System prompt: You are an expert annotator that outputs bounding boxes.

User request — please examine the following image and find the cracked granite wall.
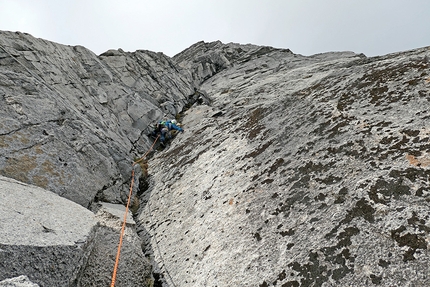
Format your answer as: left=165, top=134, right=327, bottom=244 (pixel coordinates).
left=0, top=31, right=195, bottom=208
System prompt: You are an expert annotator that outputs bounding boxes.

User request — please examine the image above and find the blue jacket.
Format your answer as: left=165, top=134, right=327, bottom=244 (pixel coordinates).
left=165, top=121, right=184, bottom=132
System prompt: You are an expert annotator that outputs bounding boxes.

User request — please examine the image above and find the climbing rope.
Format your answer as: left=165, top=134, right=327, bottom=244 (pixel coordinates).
left=133, top=133, right=178, bottom=287
left=110, top=135, right=159, bottom=287
left=0, top=42, right=174, bottom=286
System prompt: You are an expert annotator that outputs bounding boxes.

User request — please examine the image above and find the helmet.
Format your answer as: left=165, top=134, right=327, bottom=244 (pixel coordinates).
left=171, top=119, right=177, bottom=125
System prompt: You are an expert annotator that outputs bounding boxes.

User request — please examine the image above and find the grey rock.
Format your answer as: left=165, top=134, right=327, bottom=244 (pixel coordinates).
left=0, top=175, right=97, bottom=286
left=139, top=43, right=430, bottom=286
left=78, top=203, right=152, bottom=287
left=98, top=202, right=136, bottom=225
left=2, top=29, right=430, bottom=286
left=0, top=276, right=39, bottom=287
left=0, top=175, right=151, bottom=286
left=0, top=31, right=195, bottom=208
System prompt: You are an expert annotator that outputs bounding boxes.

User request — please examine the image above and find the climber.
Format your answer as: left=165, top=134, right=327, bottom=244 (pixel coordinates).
left=148, top=119, right=184, bottom=146
left=159, top=119, right=184, bottom=146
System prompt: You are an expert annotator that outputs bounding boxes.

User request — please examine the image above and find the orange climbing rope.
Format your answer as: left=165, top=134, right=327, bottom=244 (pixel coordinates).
left=110, top=135, right=159, bottom=287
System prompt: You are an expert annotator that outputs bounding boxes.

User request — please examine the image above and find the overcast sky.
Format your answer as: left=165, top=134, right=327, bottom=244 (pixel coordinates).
left=1, top=0, right=429, bottom=57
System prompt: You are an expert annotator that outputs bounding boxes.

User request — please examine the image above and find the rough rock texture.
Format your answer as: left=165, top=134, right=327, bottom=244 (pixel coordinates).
left=139, top=43, right=430, bottom=286
left=78, top=202, right=152, bottom=287
left=0, top=31, right=195, bottom=208
left=2, top=30, right=430, bottom=286
left=0, top=175, right=97, bottom=286
left=0, top=175, right=151, bottom=286
left=0, top=276, right=39, bottom=287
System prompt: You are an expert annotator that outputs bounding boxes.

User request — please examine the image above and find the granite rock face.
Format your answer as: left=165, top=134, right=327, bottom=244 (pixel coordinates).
left=1, top=30, right=430, bottom=286
left=139, top=43, right=430, bottom=286
left=0, top=31, right=195, bottom=208
left=0, top=30, right=185, bottom=286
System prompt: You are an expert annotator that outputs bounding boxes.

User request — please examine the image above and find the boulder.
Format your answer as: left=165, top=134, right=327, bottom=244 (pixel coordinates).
left=0, top=175, right=152, bottom=286
left=0, top=175, right=97, bottom=286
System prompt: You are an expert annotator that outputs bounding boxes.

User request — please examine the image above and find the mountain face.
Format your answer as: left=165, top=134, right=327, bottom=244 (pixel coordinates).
left=1, top=31, right=430, bottom=286
left=139, top=44, right=430, bottom=286
left=0, top=31, right=195, bottom=208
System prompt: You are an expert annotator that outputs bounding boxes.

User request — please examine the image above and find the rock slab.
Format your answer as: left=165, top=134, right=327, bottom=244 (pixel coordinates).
left=0, top=175, right=96, bottom=286
left=139, top=43, right=430, bottom=286
left=1, top=30, right=430, bottom=286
